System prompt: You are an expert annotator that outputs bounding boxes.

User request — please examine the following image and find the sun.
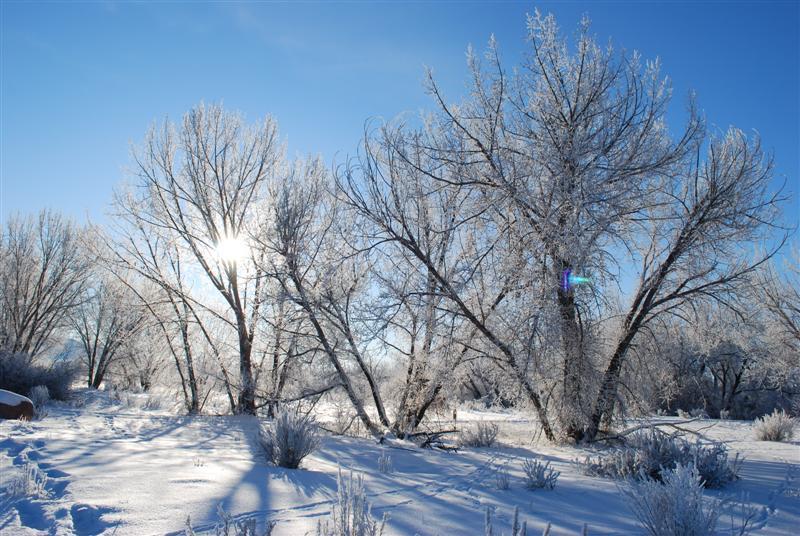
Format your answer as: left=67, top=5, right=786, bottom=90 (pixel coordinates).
left=216, top=236, right=249, bottom=264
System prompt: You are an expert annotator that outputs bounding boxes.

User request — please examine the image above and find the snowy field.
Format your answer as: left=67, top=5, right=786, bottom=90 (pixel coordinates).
left=1, top=391, right=798, bottom=535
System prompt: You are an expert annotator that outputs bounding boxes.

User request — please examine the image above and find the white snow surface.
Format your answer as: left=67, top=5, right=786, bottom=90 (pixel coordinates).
left=0, top=389, right=32, bottom=406
left=1, top=391, right=798, bottom=535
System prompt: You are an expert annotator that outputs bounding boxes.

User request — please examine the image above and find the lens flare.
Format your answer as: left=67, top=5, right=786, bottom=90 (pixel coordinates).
left=561, top=268, right=591, bottom=292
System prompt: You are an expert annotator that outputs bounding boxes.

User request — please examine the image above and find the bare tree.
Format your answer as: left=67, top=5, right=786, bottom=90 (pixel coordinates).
left=759, top=250, right=800, bottom=351
left=337, top=124, right=558, bottom=441
left=587, top=130, right=786, bottom=439
left=98, top=221, right=229, bottom=414
left=262, top=155, right=473, bottom=437
left=254, top=290, right=296, bottom=417
left=118, top=103, right=280, bottom=414
left=116, top=326, right=167, bottom=392
left=418, top=11, right=701, bottom=439
left=71, top=278, right=146, bottom=388
left=330, top=11, right=786, bottom=442
left=0, top=210, right=91, bottom=357
left=373, top=245, right=465, bottom=436
left=258, top=160, right=392, bottom=436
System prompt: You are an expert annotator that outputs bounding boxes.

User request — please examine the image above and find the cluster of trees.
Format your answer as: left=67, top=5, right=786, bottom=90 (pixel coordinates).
left=0, top=12, right=796, bottom=441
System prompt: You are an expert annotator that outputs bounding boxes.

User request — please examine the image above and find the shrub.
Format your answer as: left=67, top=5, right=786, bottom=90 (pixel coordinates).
left=377, top=451, right=392, bottom=474
left=28, top=385, right=50, bottom=419
left=495, top=466, right=510, bottom=490
left=0, top=350, right=77, bottom=400
left=621, top=464, right=722, bottom=536
left=316, top=468, right=387, bottom=536
left=259, top=408, right=320, bottom=469
left=689, top=408, right=709, bottom=419
left=6, top=462, right=49, bottom=499
left=484, top=507, right=527, bottom=536
left=692, top=442, right=742, bottom=489
left=185, top=504, right=275, bottom=536
left=459, top=422, right=498, bottom=448
left=143, top=394, right=164, bottom=411
left=522, top=458, right=560, bottom=490
left=753, top=410, right=796, bottom=442
left=584, top=428, right=740, bottom=488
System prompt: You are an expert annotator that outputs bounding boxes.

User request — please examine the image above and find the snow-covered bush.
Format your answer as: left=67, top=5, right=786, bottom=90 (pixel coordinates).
left=753, top=410, right=796, bottom=442
left=495, top=466, right=510, bottom=490
left=621, top=464, right=722, bottom=536
left=484, top=506, right=527, bottom=536
left=316, top=468, right=387, bottom=536
left=584, top=428, right=740, bottom=488
left=29, top=384, right=49, bottom=419
left=330, top=401, right=358, bottom=436
left=259, top=408, right=320, bottom=469
left=29, top=384, right=49, bottom=407
left=0, top=350, right=77, bottom=400
left=6, top=462, right=49, bottom=499
left=116, top=391, right=139, bottom=409
left=377, top=451, right=392, bottom=474
left=185, top=504, right=275, bottom=536
left=143, top=394, right=164, bottom=411
left=459, top=422, right=498, bottom=448
left=689, top=408, right=709, bottom=419
left=522, top=458, right=560, bottom=490
left=692, top=442, right=743, bottom=489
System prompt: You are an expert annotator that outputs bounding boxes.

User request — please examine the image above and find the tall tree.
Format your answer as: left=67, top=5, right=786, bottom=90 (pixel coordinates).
left=259, top=161, right=391, bottom=436
left=420, top=11, right=701, bottom=439
left=587, top=130, right=785, bottom=439
left=72, top=279, right=146, bottom=388
left=119, top=103, right=279, bottom=414
left=0, top=210, right=91, bottom=357
left=337, top=124, right=558, bottom=440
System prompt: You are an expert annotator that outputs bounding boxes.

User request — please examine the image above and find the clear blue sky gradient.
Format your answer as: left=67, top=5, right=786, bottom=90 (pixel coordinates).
left=1, top=1, right=798, bottom=229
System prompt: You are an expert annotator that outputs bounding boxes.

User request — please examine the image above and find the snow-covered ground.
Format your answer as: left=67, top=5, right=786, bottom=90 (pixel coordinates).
left=1, top=391, right=798, bottom=535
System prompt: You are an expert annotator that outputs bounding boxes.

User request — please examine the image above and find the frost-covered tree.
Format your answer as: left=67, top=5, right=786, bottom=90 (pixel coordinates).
left=759, top=250, right=800, bottom=353
left=624, top=301, right=795, bottom=420
left=257, top=162, right=391, bottom=436
left=71, top=277, right=146, bottom=389
left=0, top=210, right=91, bottom=357
left=418, top=11, right=703, bottom=440
left=588, top=129, right=786, bottom=439
left=116, top=103, right=280, bottom=414
left=337, top=123, right=558, bottom=440
left=99, top=220, right=231, bottom=414
left=337, top=10, right=786, bottom=442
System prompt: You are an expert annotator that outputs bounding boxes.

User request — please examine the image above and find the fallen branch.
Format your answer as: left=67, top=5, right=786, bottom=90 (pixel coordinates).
left=407, top=429, right=459, bottom=451
left=590, top=418, right=715, bottom=443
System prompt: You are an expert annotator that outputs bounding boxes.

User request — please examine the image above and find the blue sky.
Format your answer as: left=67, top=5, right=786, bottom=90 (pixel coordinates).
left=1, top=1, right=798, bottom=228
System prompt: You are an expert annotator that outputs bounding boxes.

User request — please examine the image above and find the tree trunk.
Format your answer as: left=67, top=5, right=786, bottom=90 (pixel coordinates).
left=586, top=326, right=638, bottom=441
left=179, top=318, right=200, bottom=414
left=235, top=313, right=257, bottom=415
left=557, top=269, right=585, bottom=441
left=288, top=272, right=382, bottom=437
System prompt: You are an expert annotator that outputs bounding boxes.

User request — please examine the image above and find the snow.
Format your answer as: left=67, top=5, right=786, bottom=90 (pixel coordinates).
left=0, top=389, right=32, bottom=407
left=1, top=392, right=798, bottom=535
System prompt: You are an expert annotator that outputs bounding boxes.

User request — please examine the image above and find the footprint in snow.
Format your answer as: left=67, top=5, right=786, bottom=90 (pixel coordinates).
left=37, top=461, right=70, bottom=479
left=70, top=503, right=117, bottom=536
left=0, top=437, right=26, bottom=458
left=13, top=498, right=51, bottom=531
